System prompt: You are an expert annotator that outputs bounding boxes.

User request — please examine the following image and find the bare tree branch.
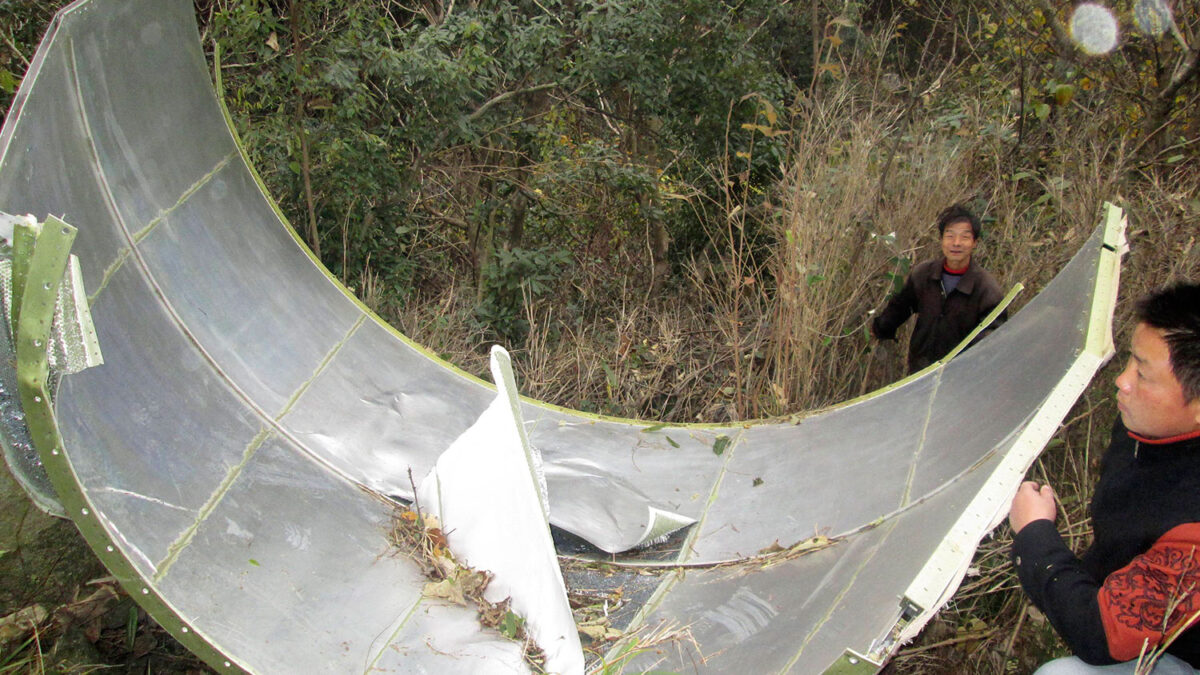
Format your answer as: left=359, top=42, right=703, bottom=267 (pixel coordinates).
left=1137, top=27, right=1200, bottom=157
left=1033, top=0, right=1080, bottom=62
left=465, top=82, right=559, bottom=123
left=1160, top=42, right=1200, bottom=103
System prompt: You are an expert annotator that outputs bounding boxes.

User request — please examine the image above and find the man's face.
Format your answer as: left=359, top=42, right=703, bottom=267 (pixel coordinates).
left=940, top=220, right=977, bottom=270
left=1115, top=323, right=1200, bottom=439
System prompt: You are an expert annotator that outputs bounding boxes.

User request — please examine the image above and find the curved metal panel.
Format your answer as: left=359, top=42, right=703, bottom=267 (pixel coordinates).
left=0, top=0, right=1124, bottom=672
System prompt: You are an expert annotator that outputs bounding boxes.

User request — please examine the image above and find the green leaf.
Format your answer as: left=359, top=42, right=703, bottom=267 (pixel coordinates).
left=1053, top=84, right=1075, bottom=106
left=602, top=362, right=617, bottom=389
left=248, top=558, right=260, bottom=567
left=712, top=435, right=731, bottom=456
left=0, top=70, right=17, bottom=95
left=125, top=605, right=139, bottom=651
left=499, top=611, right=524, bottom=638
left=641, top=423, right=667, bottom=433
left=665, top=435, right=680, bottom=448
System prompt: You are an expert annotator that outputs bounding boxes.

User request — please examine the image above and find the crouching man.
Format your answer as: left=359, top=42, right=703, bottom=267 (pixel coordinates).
left=1010, top=282, right=1200, bottom=674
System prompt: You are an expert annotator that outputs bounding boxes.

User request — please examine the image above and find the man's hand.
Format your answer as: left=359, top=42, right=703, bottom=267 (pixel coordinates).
left=1009, top=481, right=1057, bottom=534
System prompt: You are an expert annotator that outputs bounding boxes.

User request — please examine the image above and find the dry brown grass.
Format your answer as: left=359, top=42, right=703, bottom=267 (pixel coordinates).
left=761, top=89, right=984, bottom=412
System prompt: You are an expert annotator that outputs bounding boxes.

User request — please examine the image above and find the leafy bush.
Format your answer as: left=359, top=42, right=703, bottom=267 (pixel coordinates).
left=474, top=246, right=572, bottom=344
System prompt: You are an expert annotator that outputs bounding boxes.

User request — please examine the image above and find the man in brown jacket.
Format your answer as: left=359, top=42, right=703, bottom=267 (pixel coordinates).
left=871, top=204, right=1005, bottom=373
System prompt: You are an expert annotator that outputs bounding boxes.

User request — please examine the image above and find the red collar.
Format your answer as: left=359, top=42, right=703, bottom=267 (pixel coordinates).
left=1128, top=428, right=1200, bottom=445
left=943, top=262, right=969, bottom=275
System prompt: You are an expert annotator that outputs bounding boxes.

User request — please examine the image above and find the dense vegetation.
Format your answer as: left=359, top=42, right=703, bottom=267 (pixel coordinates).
left=2, top=0, right=1198, bottom=672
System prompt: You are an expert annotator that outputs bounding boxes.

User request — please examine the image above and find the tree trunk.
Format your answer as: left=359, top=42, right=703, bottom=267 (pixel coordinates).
left=290, top=0, right=320, bottom=259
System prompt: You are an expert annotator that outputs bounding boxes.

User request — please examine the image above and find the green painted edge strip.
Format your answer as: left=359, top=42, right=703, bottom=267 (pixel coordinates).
left=939, top=282, right=1023, bottom=364
left=815, top=282, right=1023, bottom=417
left=15, top=216, right=73, bottom=420
left=821, top=650, right=883, bottom=675
left=9, top=220, right=41, bottom=338
left=1085, top=202, right=1126, bottom=360
left=18, top=214, right=252, bottom=673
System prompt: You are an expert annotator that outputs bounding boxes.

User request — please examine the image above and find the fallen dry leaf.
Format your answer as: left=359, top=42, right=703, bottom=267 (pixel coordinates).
left=0, top=605, right=47, bottom=645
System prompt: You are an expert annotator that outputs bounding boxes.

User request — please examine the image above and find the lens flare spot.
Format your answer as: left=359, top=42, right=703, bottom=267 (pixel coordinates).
left=1071, top=4, right=1119, bottom=55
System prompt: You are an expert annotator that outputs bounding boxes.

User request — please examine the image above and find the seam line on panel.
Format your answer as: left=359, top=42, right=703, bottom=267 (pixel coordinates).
left=363, top=596, right=427, bottom=674
left=780, top=519, right=901, bottom=673
left=275, top=314, right=366, bottom=421
left=153, top=426, right=272, bottom=582
left=151, top=314, right=367, bottom=579
left=901, top=371, right=944, bottom=507
left=88, top=151, right=235, bottom=303
left=69, top=34, right=376, bottom=574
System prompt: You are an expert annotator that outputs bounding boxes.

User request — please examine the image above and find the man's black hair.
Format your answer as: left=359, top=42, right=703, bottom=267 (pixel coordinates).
left=1135, top=281, right=1200, bottom=402
left=936, top=204, right=981, bottom=239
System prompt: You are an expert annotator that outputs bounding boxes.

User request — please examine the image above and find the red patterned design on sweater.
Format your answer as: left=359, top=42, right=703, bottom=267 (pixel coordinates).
left=1099, top=523, right=1200, bottom=661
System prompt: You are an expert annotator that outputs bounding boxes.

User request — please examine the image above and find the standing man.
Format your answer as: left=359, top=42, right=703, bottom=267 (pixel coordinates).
left=1010, top=282, right=1200, bottom=674
left=871, top=204, right=1006, bottom=373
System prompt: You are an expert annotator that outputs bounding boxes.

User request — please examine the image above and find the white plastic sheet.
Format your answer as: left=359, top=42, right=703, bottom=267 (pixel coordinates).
left=419, top=346, right=585, bottom=675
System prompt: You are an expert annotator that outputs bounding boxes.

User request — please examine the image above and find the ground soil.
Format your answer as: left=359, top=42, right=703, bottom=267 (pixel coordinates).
left=0, top=474, right=212, bottom=673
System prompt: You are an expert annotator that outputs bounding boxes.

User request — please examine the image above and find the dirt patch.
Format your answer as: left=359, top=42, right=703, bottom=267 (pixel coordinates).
left=0, top=507, right=213, bottom=673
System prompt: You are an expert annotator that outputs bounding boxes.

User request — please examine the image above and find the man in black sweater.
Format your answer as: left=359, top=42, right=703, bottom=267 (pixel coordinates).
left=1010, top=282, right=1200, bottom=674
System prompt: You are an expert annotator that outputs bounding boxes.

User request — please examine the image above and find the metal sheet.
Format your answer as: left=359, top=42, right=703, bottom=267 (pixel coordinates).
left=530, top=410, right=731, bottom=525
left=689, top=378, right=935, bottom=562
left=65, top=1, right=233, bottom=231
left=0, top=0, right=1124, bottom=672
left=0, top=20, right=126, bottom=292
left=909, top=227, right=1103, bottom=495
left=56, top=264, right=262, bottom=577
left=629, top=444, right=1005, bottom=673
left=157, top=435, right=529, bottom=673
left=280, top=317, right=492, bottom=495
left=134, top=162, right=362, bottom=413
